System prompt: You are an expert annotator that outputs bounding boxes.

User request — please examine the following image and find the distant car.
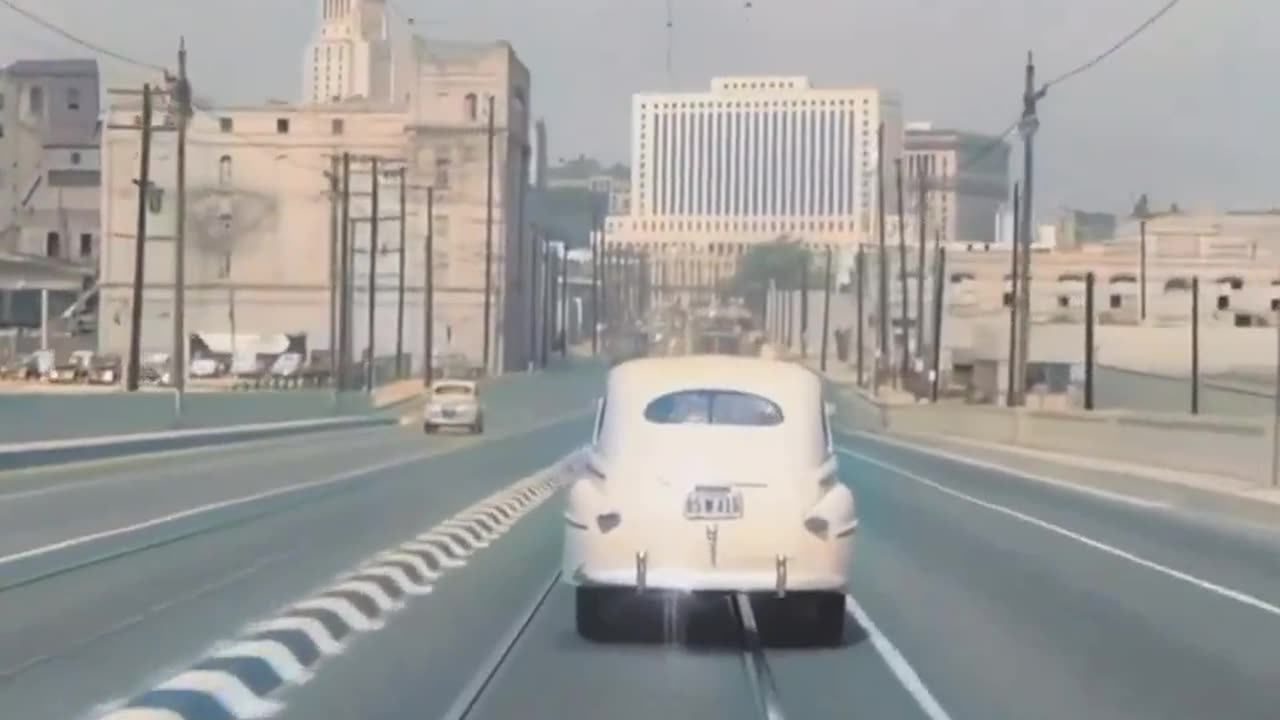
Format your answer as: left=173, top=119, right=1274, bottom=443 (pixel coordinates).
left=422, top=379, right=484, bottom=434
left=85, top=353, right=122, bottom=385
left=562, top=355, right=855, bottom=646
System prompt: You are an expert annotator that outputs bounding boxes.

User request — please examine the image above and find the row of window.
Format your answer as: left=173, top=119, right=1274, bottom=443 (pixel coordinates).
left=44, top=231, right=94, bottom=259
left=996, top=290, right=1280, bottom=314
left=642, top=97, right=871, bottom=111
left=610, top=217, right=863, bottom=235
left=953, top=272, right=1267, bottom=289
left=218, top=116, right=346, bottom=135
left=3, top=85, right=82, bottom=117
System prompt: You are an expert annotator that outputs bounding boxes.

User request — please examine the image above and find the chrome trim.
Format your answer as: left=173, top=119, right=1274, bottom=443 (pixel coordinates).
left=775, top=555, right=787, bottom=597
left=635, top=550, right=647, bottom=592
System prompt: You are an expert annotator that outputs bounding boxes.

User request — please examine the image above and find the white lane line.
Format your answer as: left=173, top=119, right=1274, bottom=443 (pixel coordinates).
left=842, top=429, right=1169, bottom=510
left=326, top=579, right=401, bottom=614
left=844, top=593, right=953, bottom=720
left=840, top=449, right=1280, bottom=619
left=289, top=597, right=381, bottom=632
left=373, top=551, right=441, bottom=581
left=91, top=710, right=184, bottom=720
left=0, top=410, right=592, bottom=567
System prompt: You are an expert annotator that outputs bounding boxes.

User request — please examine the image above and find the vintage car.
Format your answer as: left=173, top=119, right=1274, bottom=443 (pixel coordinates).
left=562, top=355, right=855, bottom=645
left=422, top=379, right=485, bottom=434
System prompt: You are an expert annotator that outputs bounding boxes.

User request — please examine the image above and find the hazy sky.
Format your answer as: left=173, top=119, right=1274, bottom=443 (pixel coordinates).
left=2, top=0, right=1274, bottom=216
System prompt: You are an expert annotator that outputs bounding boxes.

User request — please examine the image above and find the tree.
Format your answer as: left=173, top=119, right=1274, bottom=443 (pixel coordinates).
left=730, top=237, right=818, bottom=293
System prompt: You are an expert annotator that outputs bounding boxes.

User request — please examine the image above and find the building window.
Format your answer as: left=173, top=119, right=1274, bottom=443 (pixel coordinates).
left=464, top=93, right=478, bottom=121
left=276, top=118, right=290, bottom=133
left=433, top=215, right=449, bottom=238
left=1109, top=294, right=1122, bottom=309
left=67, top=87, right=81, bottom=110
left=331, top=118, right=344, bottom=135
left=434, top=156, right=451, bottom=189
left=148, top=187, right=164, bottom=214
left=79, top=233, right=92, bottom=257
left=70, top=151, right=81, bottom=165
left=1216, top=295, right=1229, bottom=310
left=1002, top=291, right=1013, bottom=307
left=29, top=85, right=43, bottom=116
left=218, top=155, right=232, bottom=186
left=219, top=117, right=233, bottom=132
left=46, top=231, right=61, bottom=257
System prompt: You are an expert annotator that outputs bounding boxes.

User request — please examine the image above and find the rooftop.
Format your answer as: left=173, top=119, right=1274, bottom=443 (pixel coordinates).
left=2, top=58, right=98, bottom=78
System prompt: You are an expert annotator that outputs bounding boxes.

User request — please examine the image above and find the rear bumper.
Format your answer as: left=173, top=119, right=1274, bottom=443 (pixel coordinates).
left=568, top=565, right=847, bottom=594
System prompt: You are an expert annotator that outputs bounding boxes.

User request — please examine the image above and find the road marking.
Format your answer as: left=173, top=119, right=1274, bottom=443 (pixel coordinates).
left=844, top=593, right=953, bottom=720
left=840, top=449, right=1280, bottom=620
left=0, top=409, right=593, bottom=568
left=97, top=452, right=581, bottom=720
left=840, top=429, right=1170, bottom=510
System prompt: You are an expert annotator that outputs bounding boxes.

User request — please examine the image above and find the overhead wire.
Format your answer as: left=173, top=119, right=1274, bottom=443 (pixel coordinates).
left=1042, top=0, right=1184, bottom=90
left=0, top=0, right=168, bottom=73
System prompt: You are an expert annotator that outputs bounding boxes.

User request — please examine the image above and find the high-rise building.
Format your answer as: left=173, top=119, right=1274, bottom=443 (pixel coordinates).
left=904, top=123, right=1011, bottom=245
left=620, top=76, right=901, bottom=241
left=302, top=0, right=395, bottom=104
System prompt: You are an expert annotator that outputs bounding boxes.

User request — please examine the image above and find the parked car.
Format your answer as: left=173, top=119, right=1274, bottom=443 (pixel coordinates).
left=86, top=353, right=123, bottom=385
left=561, top=355, right=855, bottom=646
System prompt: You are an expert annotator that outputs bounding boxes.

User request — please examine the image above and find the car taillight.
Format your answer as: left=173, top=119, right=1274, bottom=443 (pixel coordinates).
left=596, top=512, right=621, bottom=533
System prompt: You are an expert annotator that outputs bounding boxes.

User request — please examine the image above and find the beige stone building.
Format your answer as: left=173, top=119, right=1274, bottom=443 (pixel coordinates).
left=98, top=34, right=534, bottom=375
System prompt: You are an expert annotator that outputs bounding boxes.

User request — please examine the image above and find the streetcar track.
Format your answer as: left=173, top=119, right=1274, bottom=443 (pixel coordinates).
left=444, top=580, right=792, bottom=720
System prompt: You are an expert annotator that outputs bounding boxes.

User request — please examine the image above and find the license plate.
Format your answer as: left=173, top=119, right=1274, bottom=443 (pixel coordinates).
left=684, top=488, right=743, bottom=520
left=442, top=407, right=456, bottom=417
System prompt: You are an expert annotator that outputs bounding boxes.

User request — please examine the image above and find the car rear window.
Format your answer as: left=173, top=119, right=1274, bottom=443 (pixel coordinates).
left=643, top=389, right=783, bottom=426
left=434, top=384, right=473, bottom=396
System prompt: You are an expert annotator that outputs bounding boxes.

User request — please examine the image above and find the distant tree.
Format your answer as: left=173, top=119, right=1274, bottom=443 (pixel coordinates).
left=730, top=238, right=818, bottom=293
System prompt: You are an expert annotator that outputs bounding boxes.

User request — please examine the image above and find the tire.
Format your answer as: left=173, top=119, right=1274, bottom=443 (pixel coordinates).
left=473, top=416, right=484, bottom=434
left=784, top=592, right=845, bottom=648
left=575, top=587, right=613, bottom=642
left=423, top=423, right=435, bottom=434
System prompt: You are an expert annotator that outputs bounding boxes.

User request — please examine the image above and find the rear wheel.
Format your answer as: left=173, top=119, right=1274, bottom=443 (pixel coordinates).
left=785, top=592, right=845, bottom=647
left=575, top=587, right=615, bottom=642
left=472, top=416, right=484, bottom=434
left=423, top=423, right=435, bottom=434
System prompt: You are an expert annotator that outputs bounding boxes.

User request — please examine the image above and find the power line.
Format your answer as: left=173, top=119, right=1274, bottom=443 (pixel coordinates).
left=0, top=0, right=168, bottom=73
left=1043, top=0, right=1184, bottom=89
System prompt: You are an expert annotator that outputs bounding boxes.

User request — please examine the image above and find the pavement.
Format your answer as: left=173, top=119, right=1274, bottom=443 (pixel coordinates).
left=2, top=359, right=1278, bottom=719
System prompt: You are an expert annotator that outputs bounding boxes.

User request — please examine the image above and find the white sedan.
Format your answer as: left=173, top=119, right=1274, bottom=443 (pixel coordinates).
left=561, top=355, right=856, bottom=645
left=423, top=380, right=485, bottom=434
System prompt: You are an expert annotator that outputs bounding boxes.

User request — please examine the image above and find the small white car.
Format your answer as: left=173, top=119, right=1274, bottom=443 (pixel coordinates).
left=561, top=355, right=855, bottom=645
left=423, top=380, right=484, bottom=434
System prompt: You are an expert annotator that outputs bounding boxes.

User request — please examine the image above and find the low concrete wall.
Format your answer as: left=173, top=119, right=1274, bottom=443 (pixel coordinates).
left=834, top=384, right=1273, bottom=485
left=0, top=415, right=395, bottom=471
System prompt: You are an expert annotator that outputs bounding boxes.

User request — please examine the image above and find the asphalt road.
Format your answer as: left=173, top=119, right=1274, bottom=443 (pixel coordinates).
left=3, top=364, right=1278, bottom=719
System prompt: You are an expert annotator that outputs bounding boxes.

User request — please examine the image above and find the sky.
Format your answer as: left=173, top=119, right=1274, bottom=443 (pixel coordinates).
left=2, top=0, right=1274, bottom=216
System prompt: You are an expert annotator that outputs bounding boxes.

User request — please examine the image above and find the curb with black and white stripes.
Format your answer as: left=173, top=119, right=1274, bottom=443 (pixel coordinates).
left=94, top=450, right=587, bottom=720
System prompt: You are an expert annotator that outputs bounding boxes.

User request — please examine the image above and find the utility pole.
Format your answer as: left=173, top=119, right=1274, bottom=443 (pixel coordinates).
left=338, top=152, right=352, bottom=391
left=170, top=38, right=191, bottom=418
left=1191, top=275, right=1200, bottom=415
left=591, top=215, right=601, bottom=356
left=820, top=245, right=833, bottom=372
left=541, top=237, right=552, bottom=367
left=528, top=229, right=540, bottom=371
left=856, top=245, right=865, bottom=387
left=327, top=155, right=340, bottom=391
left=930, top=247, right=947, bottom=403
left=799, top=247, right=810, bottom=358
left=481, top=94, right=496, bottom=375
left=365, top=157, right=380, bottom=393
left=915, top=169, right=928, bottom=358
left=1084, top=271, right=1096, bottom=410
left=126, top=84, right=154, bottom=392
left=395, top=167, right=407, bottom=379
left=560, top=243, right=569, bottom=357
left=895, top=158, right=910, bottom=385
left=424, top=187, right=435, bottom=387
left=875, top=122, right=889, bottom=389
left=1139, top=218, right=1148, bottom=322
left=1015, top=50, right=1047, bottom=407
left=1007, top=182, right=1021, bottom=407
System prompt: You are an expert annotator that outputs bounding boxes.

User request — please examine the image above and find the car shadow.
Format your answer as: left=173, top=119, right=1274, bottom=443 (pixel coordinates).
left=560, top=591, right=869, bottom=652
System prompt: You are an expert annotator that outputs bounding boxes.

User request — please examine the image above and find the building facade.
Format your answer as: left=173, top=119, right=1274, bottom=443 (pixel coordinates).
left=903, top=123, right=1011, bottom=246
left=604, top=75, right=904, bottom=299
left=302, top=0, right=407, bottom=105
left=99, top=29, right=535, bottom=374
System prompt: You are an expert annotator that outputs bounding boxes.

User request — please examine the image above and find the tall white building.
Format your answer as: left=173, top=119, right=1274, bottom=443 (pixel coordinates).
left=302, top=0, right=395, bottom=104
left=606, top=75, right=903, bottom=295
left=622, top=77, right=900, bottom=239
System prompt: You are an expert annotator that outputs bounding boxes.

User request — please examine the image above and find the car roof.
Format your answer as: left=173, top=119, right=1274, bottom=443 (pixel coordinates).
left=606, top=355, right=820, bottom=405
